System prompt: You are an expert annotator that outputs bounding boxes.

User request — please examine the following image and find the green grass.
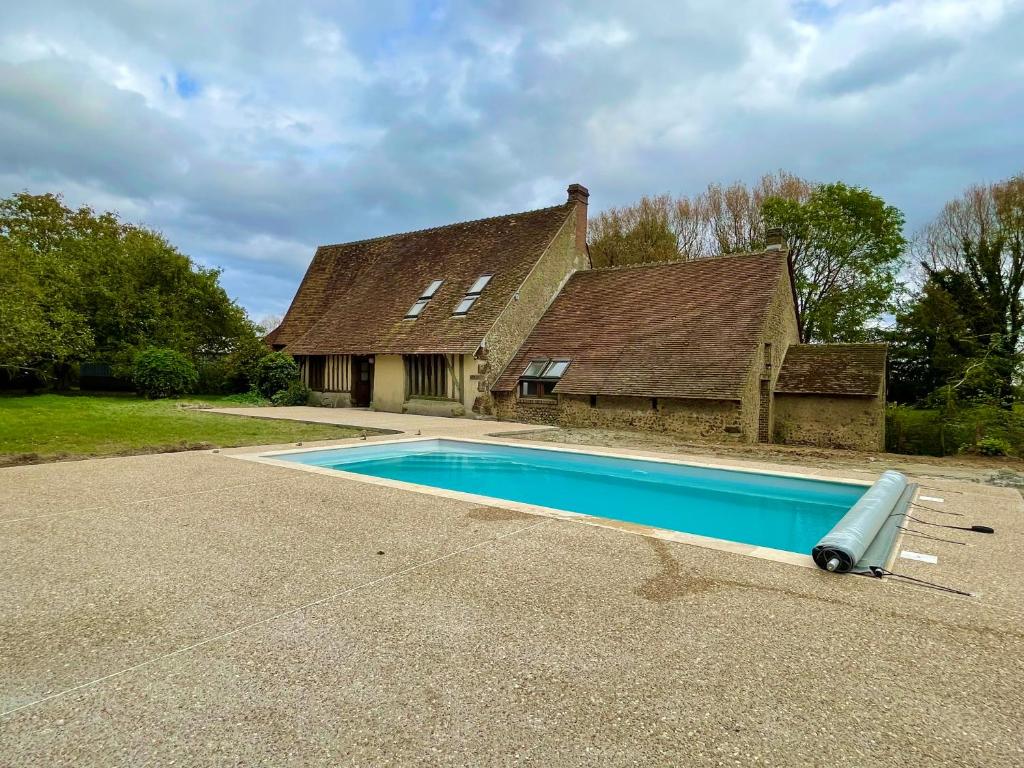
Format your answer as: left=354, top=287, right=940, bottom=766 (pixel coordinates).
left=0, top=393, right=368, bottom=465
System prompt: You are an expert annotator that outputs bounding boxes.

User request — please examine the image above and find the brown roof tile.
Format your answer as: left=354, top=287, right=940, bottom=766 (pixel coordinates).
left=492, top=252, right=790, bottom=400
left=775, top=344, right=886, bottom=396
left=276, top=203, right=575, bottom=355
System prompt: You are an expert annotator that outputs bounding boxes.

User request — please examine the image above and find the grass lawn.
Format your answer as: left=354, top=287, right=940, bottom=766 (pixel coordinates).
left=0, top=393, right=369, bottom=465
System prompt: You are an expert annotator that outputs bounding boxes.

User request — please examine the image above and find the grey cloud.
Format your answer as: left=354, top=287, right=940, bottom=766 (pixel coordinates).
left=1, top=0, right=1022, bottom=319
left=805, top=36, right=962, bottom=98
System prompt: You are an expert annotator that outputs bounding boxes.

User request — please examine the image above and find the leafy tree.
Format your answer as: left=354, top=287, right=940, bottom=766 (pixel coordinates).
left=762, top=183, right=906, bottom=342
left=0, top=192, right=260, bottom=387
left=588, top=173, right=905, bottom=342
left=916, top=174, right=1024, bottom=402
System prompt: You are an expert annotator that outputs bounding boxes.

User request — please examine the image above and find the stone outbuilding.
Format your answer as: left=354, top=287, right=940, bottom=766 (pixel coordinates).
left=490, top=249, right=803, bottom=444
left=772, top=344, right=888, bottom=451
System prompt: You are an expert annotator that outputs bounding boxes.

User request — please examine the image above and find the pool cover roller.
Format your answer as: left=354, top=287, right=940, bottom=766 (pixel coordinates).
left=812, top=470, right=909, bottom=573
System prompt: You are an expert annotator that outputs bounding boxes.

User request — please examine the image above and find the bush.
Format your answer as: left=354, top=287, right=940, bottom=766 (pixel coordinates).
left=271, top=380, right=311, bottom=406
left=132, top=347, right=198, bottom=398
left=224, top=333, right=272, bottom=393
left=975, top=437, right=1012, bottom=457
left=196, top=357, right=231, bottom=394
left=253, top=352, right=300, bottom=397
left=887, top=403, right=1024, bottom=456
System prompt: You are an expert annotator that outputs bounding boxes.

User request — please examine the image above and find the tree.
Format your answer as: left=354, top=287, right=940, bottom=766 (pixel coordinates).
left=762, top=183, right=906, bottom=343
left=886, top=278, right=978, bottom=404
left=589, top=171, right=813, bottom=267
left=917, top=174, right=1024, bottom=402
left=0, top=192, right=259, bottom=387
left=588, top=173, right=905, bottom=342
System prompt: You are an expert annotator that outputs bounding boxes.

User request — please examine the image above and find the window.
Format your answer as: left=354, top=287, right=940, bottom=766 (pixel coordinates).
left=520, top=380, right=557, bottom=398
left=543, top=360, right=569, bottom=378
left=517, top=358, right=569, bottom=400
left=405, top=280, right=444, bottom=319
left=405, top=354, right=450, bottom=398
left=467, top=274, right=492, bottom=294
left=452, top=274, right=492, bottom=316
left=523, top=360, right=548, bottom=377
left=453, top=296, right=477, bottom=316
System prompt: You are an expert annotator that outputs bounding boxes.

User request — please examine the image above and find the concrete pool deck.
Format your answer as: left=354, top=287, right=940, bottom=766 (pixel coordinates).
left=2, top=409, right=1023, bottom=766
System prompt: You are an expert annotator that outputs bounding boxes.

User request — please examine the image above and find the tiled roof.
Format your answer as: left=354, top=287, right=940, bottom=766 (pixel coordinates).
left=276, top=203, right=576, bottom=356
left=775, top=344, right=887, bottom=396
left=492, top=252, right=790, bottom=400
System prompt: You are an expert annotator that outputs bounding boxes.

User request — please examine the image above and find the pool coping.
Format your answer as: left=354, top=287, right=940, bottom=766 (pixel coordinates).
left=230, top=436, right=879, bottom=571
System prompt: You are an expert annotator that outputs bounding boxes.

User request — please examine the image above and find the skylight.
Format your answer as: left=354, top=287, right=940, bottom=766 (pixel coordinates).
left=405, top=280, right=444, bottom=319
left=523, top=360, right=548, bottom=377
left=543, top=360, right=569, bottom=378
left=452, top=274, right=492, bottom=316
left=453, top=296, right=477, bottom=316
left=521, top=359, right=570, bottom=379
left=467, top=274, right=492, bottom=295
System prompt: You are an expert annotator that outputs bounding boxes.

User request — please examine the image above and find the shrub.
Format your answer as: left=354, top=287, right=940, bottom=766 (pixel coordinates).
left=225, top=333, right=272, bottom=393
left=271, top=380, right=311, bottom=406
left=132, top=347, right=198, bottom=398
left=975, top=437, right=1012, bottom=457
left=196, top=357, right=231, bottom=394
left=253, top=352, right=300, bottom=397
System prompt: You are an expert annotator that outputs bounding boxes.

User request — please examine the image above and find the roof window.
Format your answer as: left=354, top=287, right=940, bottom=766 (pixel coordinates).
left=405, top=279, right=444, bottom=319
left=452, top=274, right=492, bottom=316
left=521, top=358, right=570, bottom=380
left=467, top=274, right=492, bottom=295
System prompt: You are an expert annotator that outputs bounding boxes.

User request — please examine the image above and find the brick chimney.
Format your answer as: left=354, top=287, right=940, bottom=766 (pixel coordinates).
left=765, top=226, right=786, bottom=252
left=567, top=183, right=589, bottom=259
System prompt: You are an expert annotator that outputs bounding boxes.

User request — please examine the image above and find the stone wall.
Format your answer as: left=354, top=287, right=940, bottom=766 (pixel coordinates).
left=477, top=205, right=588, bottom=414
left=773, top=393, right=885, bottom=451
left=738, top=264, right=802, bottom=442
left=494, top=392, right=744, bottom=440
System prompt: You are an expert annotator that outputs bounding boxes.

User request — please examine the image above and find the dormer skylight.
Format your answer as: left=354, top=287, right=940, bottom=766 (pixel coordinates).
left=452, top=274, right=492, bottom=317
left=405, top=279, right=444, bottom=319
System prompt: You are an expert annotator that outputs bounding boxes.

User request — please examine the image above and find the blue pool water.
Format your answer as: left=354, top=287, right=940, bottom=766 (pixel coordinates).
left=274, top=439, right=867, bottom=554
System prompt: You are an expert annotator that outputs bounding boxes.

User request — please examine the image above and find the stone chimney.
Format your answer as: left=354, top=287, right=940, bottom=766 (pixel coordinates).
left=567, top=183, right=589, bottom=260
left=765, top=226, right=786, bottom=252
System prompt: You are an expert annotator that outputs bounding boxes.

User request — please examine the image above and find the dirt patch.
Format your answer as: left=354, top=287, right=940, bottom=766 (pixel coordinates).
left=634, top=538, right=721, bottom=600
left=466, top=506, right=534, bottom=522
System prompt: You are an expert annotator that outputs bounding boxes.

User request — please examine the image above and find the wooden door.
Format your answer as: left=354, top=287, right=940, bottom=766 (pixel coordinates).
left=351, top=356, right=373, bottom=406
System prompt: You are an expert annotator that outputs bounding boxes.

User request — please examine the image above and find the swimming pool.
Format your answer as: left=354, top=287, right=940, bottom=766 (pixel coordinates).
left=264, top=439, right=868, bottom=555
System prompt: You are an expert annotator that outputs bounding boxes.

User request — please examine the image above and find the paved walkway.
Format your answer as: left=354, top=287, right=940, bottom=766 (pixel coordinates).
left=208, top=405, right=550, bottom=439
left=2, top=419, right=1022, bottom=766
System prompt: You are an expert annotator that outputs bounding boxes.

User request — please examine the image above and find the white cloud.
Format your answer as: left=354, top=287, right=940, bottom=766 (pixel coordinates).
left=0, top=0, right=1022, bottom=319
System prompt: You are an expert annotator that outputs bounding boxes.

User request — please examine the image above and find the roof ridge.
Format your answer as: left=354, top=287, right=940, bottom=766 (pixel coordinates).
left=792, top=343, right=888, bottom=349
left=586, top=250, right=783, bottom=274
left=316, top=202, right=573, bottom=251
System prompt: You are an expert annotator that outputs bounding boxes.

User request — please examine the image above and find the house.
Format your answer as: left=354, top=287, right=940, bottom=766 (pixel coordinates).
left=491, top=239, right=801, bottom=443
left=271, top=184, right=887, bottom=451
left=267, top=185, right=591, bottom=416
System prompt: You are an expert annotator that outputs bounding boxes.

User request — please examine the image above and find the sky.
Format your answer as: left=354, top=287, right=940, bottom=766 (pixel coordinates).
left=2, top=0, right=1023, bottom=322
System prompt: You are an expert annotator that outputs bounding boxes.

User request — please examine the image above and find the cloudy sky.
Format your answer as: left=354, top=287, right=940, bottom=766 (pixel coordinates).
left=2, top=0, right=1022, bottom=321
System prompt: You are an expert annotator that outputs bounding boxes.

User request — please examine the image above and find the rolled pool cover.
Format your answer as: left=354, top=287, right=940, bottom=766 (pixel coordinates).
left=812, top=470, right=909, bottom=573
